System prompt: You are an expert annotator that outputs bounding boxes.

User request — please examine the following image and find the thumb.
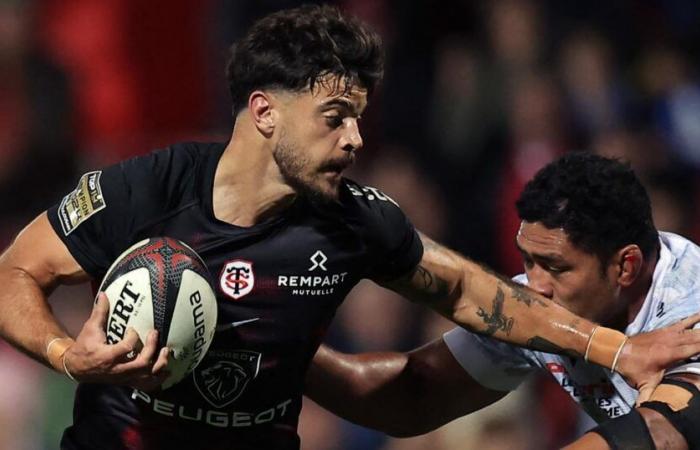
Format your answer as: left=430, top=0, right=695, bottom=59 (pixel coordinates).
left=635, top=376, right=660, bottom=406
left=87, top=292, right=110, bottom=334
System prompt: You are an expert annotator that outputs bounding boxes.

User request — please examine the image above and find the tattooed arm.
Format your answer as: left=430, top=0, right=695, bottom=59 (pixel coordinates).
left=381, top=233, right=586, bottom=356
left=380, top=233, right=700, bottom=397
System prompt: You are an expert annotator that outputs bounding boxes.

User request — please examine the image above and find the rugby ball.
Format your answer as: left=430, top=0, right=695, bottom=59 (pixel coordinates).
left=97, top=237, right=218, bottom=389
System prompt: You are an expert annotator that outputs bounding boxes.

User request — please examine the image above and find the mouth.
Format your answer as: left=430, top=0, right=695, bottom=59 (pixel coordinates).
left=321, top=155, right=355, bottom=175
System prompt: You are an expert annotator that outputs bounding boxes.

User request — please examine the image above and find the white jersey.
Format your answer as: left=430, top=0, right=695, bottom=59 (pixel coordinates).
left=444, top=232, right=700, bottom=423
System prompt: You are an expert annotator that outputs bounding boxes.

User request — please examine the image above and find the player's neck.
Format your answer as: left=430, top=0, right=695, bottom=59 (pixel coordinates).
left=212, top=122, right=297, bottom=227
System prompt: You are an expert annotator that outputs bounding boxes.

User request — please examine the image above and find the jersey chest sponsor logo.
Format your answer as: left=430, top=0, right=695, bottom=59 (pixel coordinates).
left=193, top=349, right=262, bottom=408
left=219, top=260, right=254, bottom=300
left=548, top=367, right=622, bottom=419
left=277, top=250, right=349, bottom=296
left=132, top=389, right=293, bottom=428
left=58, top=171, right=106, bottom=235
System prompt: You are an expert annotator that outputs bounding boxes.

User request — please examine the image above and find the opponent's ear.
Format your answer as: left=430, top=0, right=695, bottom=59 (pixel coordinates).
left=248, top=91, right=277, bottom=137
left=616, top=245, right=643, bottom=287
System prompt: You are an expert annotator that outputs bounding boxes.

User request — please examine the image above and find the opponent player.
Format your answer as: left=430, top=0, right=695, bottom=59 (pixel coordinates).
left=307, top=153, right=700, bottom=450
left=0, top=6, right=699, bottom=450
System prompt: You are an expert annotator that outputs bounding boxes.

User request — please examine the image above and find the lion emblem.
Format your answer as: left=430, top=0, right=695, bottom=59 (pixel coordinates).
left=201, top=361, right=247, bottom=402
left=193, top=351, right=262, bottom=408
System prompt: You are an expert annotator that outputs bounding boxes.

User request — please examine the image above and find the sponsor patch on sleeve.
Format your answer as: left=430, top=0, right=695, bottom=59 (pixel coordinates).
left=57, top=171, right=106, bottom=235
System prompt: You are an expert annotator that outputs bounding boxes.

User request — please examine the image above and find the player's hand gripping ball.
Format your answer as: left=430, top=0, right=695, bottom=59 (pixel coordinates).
left=97, top=237, right=218, bottom=389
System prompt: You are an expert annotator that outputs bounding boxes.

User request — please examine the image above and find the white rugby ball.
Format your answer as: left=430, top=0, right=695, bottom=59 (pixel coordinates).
left=97, top=237, right=218, bottom=389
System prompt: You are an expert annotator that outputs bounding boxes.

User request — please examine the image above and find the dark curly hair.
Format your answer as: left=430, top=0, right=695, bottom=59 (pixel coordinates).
left=226, top=4, right=384, bottom=117
left=516, top=152, right=658, bottom=264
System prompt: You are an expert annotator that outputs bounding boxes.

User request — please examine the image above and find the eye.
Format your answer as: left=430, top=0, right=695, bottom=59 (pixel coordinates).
left=522, top=256, right=534, bottom=269
left=325, top=115, right=343, bottom=128
left=546, top=265, right=568, bottom=275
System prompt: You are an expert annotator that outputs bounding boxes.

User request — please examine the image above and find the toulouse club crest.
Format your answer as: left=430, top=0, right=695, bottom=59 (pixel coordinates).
left=220, top=260, right=255, bottom=300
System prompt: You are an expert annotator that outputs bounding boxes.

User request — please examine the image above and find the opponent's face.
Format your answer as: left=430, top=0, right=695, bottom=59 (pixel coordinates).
left=273, top=78, right=367, bottom=203
left=516, top=221, right=622, bottom=323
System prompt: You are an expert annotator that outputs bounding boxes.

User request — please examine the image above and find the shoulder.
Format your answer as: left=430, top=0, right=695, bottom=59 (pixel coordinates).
left=335, top=178, right=412, bottom=241
left=337, top=179, right=404, bottom=227
left=113, top=141, right=221, bottom=202
left=335, top=179, right=423, bottom=279
left=341, top=179, right=400, bottom=205
left=340, top=179, right=400, bottom=211
left=639, top=232, right=700, bottom=330
left=657, top=232, right=700, bottom=304
left=117, top=142, right=215, bottom=183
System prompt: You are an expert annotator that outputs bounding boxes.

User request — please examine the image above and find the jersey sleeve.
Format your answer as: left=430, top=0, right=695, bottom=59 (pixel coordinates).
left=46, top=148, right=189, bottom=278
left=443, top=327, right=537, bottom=391
left=342, top=181, right=423, bottom=282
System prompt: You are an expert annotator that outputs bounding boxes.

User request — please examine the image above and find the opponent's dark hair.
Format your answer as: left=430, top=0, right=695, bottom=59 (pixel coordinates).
left=516, top=152, right=658, bottom=264
left=226, top=4, right=384, bottom=116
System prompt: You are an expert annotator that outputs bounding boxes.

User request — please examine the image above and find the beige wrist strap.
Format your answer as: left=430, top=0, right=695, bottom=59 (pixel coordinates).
left=584, top=327, right=628, bottom=370
left=46, top=337, right=76, bottom=379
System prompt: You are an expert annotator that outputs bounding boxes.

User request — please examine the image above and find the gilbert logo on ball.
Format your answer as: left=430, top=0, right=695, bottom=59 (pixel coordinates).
left=98, top=237, right=218, bottom=389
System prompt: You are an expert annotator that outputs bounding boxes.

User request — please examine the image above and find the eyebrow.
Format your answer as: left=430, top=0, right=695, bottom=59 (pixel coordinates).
left=515, top=241, right=566, bottom=264
left=319, top=98, right=362, bottom=117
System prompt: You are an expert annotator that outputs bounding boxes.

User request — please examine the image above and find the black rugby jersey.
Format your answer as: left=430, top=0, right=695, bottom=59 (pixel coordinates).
left=47, top=142, right=423, bottom=450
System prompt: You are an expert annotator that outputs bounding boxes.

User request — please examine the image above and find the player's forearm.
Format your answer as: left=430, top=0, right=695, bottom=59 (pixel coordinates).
left=389, top=234, right=619, bottom=367
left=0, top=214, right=90, bottom=374
left=394, top=237, right=597, bottom=360
left=306, top=345, right=422, bottom=436
left=453, top=259, right=595, bottom=359
left=0, top=260, right=70, bottom=372
left=307, top=342, right=499, bottom=437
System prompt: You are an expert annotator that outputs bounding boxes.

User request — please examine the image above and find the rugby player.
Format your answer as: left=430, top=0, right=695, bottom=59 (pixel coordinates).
left=0, top=6, right=699, bottom=450
left=307, top=153, right=700, bottom=450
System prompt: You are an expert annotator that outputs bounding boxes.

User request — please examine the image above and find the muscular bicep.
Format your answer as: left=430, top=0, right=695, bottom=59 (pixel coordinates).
left=0, top=213, right=89, bottom=292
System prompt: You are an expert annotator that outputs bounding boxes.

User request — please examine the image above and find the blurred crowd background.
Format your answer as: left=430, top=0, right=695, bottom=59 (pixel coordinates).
left=1, top=0, right=700, bottom=448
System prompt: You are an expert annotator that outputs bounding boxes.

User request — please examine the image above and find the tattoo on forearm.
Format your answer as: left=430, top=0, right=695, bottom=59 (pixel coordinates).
left=416, top=266, right=434, bottom=290
left=477, top=262, right=550, bottom=308
left=526, top=336, right=582, bottom=358
left=510, top=285, right=549, bottom=308
left=476, top=286, right=515, bottom=336
left=412, top=265, right=451, bottom=303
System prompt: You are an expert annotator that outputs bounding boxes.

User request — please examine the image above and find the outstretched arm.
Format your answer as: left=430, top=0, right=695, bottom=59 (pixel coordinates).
left=382, top=233, right=700, bottom=398
left=383, top=234, right=588, bottom=356
left=305, top=339, right=506, bottom=437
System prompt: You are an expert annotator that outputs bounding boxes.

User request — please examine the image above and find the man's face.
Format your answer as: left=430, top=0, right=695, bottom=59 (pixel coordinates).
left=515, top=221, right=621, bottom=323
left=272, top=77, right=367, bottom=203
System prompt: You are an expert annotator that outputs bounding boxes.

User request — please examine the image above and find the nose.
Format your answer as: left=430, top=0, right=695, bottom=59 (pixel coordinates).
left=525, top=266, right=553, bottom=299
left=340, top=118, right=363, bottom=153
